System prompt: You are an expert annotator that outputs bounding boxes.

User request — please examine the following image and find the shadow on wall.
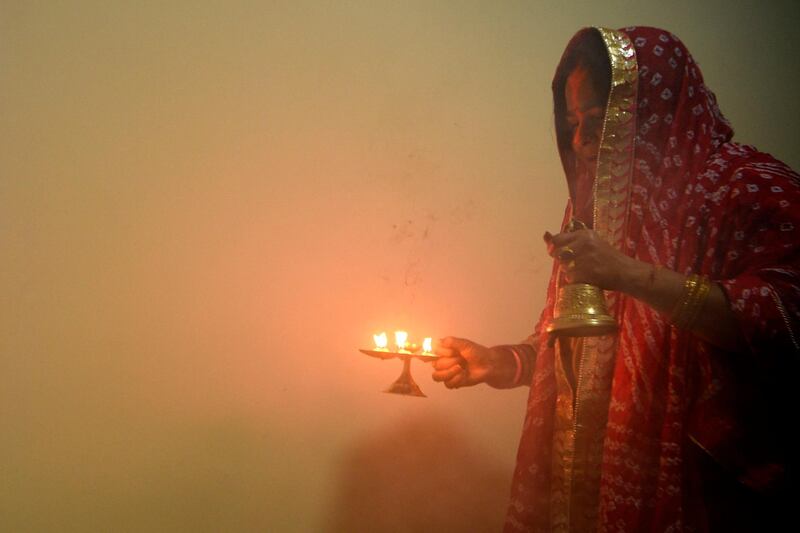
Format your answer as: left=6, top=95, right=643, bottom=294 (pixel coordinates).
left=324, top=412, right=511, bottom=532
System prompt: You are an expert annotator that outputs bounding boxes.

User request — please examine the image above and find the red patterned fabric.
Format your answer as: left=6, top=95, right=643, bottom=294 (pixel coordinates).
left=505, top=26, right=800, bottom=531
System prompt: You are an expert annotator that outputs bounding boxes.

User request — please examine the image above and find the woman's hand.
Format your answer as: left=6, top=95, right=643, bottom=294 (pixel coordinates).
left=545, top=229, right=744, bottom=352
left=431, top=337, right=515, bottom=389
left=545, top=229, right=636, bottom=291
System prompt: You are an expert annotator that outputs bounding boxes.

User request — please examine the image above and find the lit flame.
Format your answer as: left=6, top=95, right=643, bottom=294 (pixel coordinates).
left=373, top=332, right=388, bottom=350
left=422, top=337, right=432, bottom=354
left=394, top=331, right=408, bottom=351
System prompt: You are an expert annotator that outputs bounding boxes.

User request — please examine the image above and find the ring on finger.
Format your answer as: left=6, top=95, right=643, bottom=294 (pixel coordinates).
left=557, top=246, right=576, bottom=262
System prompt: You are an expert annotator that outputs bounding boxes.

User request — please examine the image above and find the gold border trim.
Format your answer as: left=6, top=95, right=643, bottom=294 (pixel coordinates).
left=554, top=27, right=638, bottom=532
left=593, top=27, right=638, bottom=254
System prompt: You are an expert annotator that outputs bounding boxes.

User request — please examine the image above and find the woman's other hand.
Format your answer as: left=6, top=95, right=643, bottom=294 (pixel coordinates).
left=545, top=229, right=636, bottom=291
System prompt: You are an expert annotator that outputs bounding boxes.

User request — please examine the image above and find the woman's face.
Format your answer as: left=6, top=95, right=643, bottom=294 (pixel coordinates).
left=564, top=66, right=606, bottom=178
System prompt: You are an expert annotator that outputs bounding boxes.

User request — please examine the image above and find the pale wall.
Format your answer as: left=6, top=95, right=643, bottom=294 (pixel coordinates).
left=2, top=1, right=799, bottom=531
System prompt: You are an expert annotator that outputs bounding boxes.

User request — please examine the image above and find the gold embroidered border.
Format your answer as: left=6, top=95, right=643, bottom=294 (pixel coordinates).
left=593, top=27, right=638, bottom=254
left=552, top=27, right=638, bottom=532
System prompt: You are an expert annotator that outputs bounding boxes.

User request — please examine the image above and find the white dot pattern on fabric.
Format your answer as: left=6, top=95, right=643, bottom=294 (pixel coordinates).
left=508, top=25, right=800, bottom=533
left=596, top=22, right=798, bottom=529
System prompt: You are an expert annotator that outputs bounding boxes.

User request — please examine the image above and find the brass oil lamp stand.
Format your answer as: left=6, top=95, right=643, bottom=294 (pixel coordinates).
left=359, top=333, right=438, bottom=397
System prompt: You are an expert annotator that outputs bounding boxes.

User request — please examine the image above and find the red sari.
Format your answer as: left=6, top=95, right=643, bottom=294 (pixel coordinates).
left=504, top=26, right=800, bottom=532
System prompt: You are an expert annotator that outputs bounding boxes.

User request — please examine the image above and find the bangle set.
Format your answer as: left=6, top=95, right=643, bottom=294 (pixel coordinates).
left=670, top=274, right=711, bottom=330
left=508, top=346, right=523, bottom=387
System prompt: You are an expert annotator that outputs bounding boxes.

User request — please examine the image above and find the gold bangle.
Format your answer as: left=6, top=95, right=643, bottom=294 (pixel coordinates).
left=670, top=274, right=711, bottom=330
left=678, top=276, right=702, bottom=329
left=687, top=277, right=710, bottom=328
left=670, top=275, right=697, bottom=328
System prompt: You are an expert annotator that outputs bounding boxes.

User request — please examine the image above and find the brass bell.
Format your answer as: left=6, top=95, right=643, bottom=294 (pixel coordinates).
left=547, top=283, right=617, bottom=338
left=546, top=220, right=618, bottom=339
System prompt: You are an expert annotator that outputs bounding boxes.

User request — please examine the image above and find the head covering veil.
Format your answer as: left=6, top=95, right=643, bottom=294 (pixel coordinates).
left=505, top=26, right=800, bottom=532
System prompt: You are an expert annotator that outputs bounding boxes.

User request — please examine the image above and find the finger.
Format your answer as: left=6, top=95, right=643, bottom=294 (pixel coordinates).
left=556, top=246, right=576, bottom=263
left=433, top=346, right=458, bottom=358
left=439, top=336, right=473, bottom=352
left=433, top=356, right=462, bottom=371
left=433, top=364, right=464, bottom=383
left=445, top=368, right=468, bottom=389
left=550, top=231, right=578, bottom=248
left=548, top=234, right=578, bottom=258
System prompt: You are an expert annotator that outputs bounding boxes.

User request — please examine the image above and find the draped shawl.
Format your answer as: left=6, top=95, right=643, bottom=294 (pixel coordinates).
left=505, top=26, right=800, bottom=532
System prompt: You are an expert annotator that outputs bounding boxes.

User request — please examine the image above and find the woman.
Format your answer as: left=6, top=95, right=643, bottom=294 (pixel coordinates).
left=432, top=26, right=798, bottom=531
